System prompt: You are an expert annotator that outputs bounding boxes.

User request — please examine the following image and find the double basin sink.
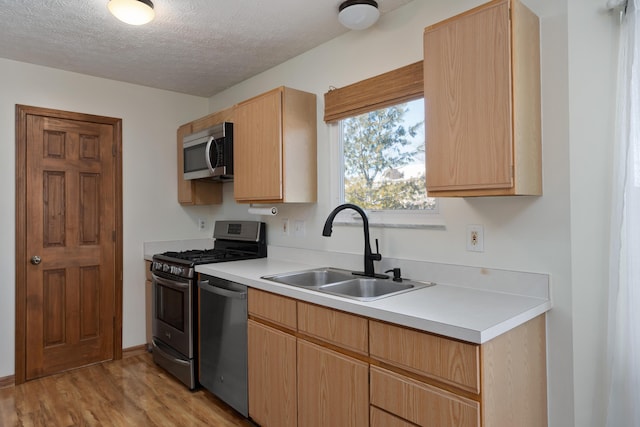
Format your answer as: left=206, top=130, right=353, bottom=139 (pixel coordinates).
left=261, top=267, right=434, bottom=302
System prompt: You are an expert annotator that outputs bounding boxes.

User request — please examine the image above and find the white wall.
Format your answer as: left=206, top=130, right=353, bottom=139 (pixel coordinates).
left=568, top=0, right=619, bottom=426
left=0, top=58, right=211, bottom=377
left=206, top=1, right=616, bottom=426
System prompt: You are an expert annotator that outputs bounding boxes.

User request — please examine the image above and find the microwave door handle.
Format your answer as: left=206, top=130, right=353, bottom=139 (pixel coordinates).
left=205, top=136, right=215, bottom=172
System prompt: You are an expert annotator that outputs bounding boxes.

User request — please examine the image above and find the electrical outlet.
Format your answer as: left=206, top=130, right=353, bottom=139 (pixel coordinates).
left=466, top=224, right=484, bottom=252
left=293, top=220, right=306, bottom=237
left=198, top=218, right=206, bottom=230
left=281, top=218, right=290, bottom=236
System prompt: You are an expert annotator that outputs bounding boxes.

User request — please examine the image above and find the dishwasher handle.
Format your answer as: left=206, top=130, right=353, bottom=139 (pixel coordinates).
left=198, top=279, right=247, bottom=299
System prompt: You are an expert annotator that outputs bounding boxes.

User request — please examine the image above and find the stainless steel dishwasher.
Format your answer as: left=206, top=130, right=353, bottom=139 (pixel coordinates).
left=198, top=274, right=248, bottom=417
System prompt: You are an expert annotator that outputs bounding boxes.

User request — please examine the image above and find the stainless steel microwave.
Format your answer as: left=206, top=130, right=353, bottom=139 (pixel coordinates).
left=183, top=122, right=233, bottom=181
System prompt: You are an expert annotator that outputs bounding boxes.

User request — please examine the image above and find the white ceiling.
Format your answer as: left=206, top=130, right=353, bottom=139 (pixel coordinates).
left=0, top=0, right=412, bottom=97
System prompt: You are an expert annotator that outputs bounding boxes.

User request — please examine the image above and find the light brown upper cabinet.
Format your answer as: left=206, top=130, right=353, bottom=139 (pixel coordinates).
left=424, top=0, right=541, bottom=196
left=233, top=86, right=317, bottom=203
left=177, top=107, right=235, bottom=205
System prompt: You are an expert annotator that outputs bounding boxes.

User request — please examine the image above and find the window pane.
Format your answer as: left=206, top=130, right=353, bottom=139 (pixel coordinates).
left=341, top=99, right=436, bottom=210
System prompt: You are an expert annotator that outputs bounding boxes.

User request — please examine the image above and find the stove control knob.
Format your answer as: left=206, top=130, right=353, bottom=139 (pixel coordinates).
left=171, top=266, right=183, bottom=276
left=163, top=264, right=170, bottom=272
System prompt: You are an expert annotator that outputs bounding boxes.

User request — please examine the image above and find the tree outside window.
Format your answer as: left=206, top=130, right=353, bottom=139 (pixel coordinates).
left=341, top=98, right=436, bottom=210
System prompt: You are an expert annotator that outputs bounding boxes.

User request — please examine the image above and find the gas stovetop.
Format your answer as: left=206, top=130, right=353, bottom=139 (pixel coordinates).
left=152, top=220, right=266, bottom=279
left=159, top=248, right=259, bottom=264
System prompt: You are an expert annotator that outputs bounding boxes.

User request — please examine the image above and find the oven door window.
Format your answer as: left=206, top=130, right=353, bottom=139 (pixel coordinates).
left=156, top=283, right=185, bottom=331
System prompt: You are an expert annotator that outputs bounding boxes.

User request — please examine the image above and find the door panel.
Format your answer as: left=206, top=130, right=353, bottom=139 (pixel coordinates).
left=233, top=89, right=283, bottom=201
left=23, top=113, right=117, bottom=380
left=425, top=0, right=512, bottom=191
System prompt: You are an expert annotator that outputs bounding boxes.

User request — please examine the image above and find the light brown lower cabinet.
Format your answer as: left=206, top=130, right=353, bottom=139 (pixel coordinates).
left=369, top=315, right=547, bottom=427
left=247, top=320, right=297, bottom=427
left=246, top=289, right=547, bottom=427
left=297, top=340, right=369, bottom=427
left=370, top=365, right=479, bottom=427
left=248, top=289, right=369, bottom=427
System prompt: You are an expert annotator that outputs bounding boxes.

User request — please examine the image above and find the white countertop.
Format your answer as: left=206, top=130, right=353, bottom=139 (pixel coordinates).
left=196, top=256, right=551, bottom=344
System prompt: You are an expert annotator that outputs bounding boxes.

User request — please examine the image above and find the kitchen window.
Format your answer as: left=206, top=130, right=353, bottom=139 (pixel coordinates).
left=324, top=62, right=441, bottom=228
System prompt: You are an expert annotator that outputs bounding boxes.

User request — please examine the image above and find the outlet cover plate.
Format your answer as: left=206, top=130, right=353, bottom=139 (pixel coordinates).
left=466, top=224, right=484, bottom=252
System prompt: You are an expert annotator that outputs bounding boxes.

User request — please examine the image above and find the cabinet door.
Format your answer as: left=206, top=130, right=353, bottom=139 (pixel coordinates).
left=248, top=320, right=297, bottom=427
left=424, top=0, right=512, bottom=192
left=297, top=340, right=368, bottom=427
left=234, top=89, right=284, bottom=202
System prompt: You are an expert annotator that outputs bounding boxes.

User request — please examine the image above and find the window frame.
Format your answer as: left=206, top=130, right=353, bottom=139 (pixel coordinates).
left=325, top=62, right=444, bottom=230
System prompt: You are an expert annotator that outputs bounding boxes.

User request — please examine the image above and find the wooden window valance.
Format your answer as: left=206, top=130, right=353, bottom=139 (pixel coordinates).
left=323, top=61, right=423, bottom=123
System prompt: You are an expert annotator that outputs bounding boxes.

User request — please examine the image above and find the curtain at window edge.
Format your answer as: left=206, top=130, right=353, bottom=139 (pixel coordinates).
left=606, top=1, right=640, bottom=425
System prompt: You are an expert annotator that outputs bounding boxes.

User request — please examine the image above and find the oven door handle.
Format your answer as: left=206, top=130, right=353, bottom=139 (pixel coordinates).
left=198, top=280, right=247, bottom=299
left=152, top=273, right=189, bottom=291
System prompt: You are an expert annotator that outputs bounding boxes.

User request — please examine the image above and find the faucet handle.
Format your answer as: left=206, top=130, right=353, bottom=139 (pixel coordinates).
left=371, top=238, right=382, bottom=261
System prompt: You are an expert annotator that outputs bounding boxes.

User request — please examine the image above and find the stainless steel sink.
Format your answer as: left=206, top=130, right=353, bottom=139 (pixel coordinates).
left=318, top=278, right=418, bottom=301
left=261, top=268, right=434, bottom=301
left=261, top=267, right=355, bottom=287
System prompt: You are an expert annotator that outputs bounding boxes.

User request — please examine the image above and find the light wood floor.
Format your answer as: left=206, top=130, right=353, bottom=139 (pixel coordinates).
left=0, top=352, right=254, bottom=426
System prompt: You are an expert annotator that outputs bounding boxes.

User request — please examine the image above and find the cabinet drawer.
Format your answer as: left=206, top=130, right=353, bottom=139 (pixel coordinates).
left=298, top=302, right=368, bottom=355
left=369, top=320, right=479, bottom=393
left=370, top=406, right=416, bottom=427
left=370, top=366, right=479, bottom=427
left=248, top=289, right=297, bottom=330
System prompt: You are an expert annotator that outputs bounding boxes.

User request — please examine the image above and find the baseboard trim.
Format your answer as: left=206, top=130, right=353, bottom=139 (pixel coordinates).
left=1, top=345, right=148, bottom=388
left=122, top=344, right=149, bottom=358
left=0, top=374, right=15, bottom=389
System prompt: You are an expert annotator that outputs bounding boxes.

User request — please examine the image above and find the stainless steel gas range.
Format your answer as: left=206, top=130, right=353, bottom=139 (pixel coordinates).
left=150, top=220, right=266, bottom=392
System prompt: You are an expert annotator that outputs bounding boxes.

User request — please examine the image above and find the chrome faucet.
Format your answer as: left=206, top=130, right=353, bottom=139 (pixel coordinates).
left=322, top=203, right=386, bottom=278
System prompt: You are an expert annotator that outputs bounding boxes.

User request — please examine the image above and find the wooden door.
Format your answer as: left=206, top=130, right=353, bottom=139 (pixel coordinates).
left=234, top=88, right=284, bottom=202
left=15, top=105, right=122, bottom=383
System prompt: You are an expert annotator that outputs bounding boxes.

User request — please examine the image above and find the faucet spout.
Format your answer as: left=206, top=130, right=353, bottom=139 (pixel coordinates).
left=322, top=203, right=385, bottom=278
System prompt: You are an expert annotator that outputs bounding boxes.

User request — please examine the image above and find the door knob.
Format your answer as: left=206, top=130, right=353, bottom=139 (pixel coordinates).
left=30, top=255, right=41, bottom=265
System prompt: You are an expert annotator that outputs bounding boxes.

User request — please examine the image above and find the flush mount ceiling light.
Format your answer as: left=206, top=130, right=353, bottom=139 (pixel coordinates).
left=108, top=0, right=155, bottom=26
left=338, top=0, right=380, bottom=30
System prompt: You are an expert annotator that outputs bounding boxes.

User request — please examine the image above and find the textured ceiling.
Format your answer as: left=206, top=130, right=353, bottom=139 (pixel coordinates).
left=0, top=0, right=412, bottom=97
